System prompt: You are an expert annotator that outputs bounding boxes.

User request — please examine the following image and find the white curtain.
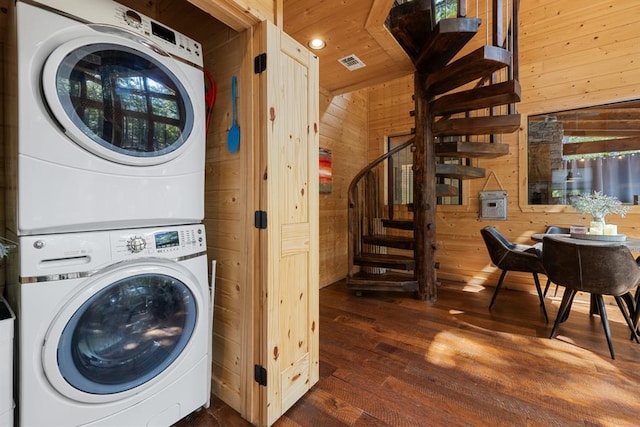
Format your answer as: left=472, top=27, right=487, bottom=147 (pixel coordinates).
left=565, top=154, right=640, bottom=204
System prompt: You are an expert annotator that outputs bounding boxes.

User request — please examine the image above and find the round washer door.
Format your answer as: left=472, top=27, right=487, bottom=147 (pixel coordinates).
left=41, top=31, right=196, bottom=166
left=42, top=259, right=203, bottom=403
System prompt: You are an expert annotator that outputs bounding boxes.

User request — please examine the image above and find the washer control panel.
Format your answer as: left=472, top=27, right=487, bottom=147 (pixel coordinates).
left=126, top=236, right=147, bottom=253
left=113, top=224, right=206, bottom=259
left=17, top=224, right=206, bottom=278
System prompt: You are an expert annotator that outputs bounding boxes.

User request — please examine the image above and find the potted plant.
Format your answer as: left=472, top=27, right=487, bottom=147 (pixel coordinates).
left=571, top=191, right=629, bottom=234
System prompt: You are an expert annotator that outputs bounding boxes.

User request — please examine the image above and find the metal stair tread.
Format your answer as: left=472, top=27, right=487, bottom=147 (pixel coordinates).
left=381, top=219, right=414, bottom=230
left=346, top=271, right=418, bottom=293
left=430, top=80, right=521, bottom=116
left=354, top=253, right=415, bottom=270
left=433, top=114, right=521, bottom=137
left=436, top=164, right=485, bottom=179
left=362, top=234, right=414, bottom=250
left=387, top=0, right=433, bottom=59
left=426, top=45, right=512, bottom=95
left=435, top=141, right=510, bottom=158
left=414, top=18, right=481, bottom=73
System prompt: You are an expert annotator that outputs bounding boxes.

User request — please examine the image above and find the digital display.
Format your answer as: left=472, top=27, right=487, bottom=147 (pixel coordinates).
left=154, top=231, right=180, bottom=248
left=151, top=21, right=176, bottom=45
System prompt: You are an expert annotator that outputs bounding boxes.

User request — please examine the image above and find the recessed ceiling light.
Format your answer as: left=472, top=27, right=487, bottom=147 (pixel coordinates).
left=308, top=38, right=326, bottom=50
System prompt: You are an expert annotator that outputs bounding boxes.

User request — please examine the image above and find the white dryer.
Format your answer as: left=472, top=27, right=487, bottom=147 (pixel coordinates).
left=6, top=224, right=212, bottom=426
left=7, top=0, right=206, bottom=236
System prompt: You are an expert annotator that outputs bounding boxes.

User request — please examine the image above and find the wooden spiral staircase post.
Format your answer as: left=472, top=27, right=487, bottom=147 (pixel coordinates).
left=414, top=74, right=437, bottom=302
left=346, top=0, right=521, bottom=298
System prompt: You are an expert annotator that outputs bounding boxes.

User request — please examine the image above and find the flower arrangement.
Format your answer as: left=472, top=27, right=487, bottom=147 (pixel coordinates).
left=571, top=191, right=629, bottom=221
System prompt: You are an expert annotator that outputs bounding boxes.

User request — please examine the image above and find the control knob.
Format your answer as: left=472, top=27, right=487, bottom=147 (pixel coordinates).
left=126, top=236, right=147, bottom=253
left=124, top=10, right=142, bottom=28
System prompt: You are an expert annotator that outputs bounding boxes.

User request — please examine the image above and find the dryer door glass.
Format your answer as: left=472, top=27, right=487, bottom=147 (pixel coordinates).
left=50, top=43, right=194, bottom=163
left=57, top=273, right=197, bottom=394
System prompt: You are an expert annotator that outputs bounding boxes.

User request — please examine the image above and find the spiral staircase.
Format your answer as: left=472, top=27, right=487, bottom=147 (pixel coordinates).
left=347, top=0, right=521, bottom=301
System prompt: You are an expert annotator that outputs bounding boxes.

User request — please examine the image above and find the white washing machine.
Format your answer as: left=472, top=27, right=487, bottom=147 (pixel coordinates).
left=7, top=0, right=206, bottom=236
left=6, top=224, right=212, bottom=427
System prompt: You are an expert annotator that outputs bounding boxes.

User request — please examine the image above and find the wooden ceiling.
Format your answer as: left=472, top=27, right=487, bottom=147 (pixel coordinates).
left=283, top=0, right=415, bottom=95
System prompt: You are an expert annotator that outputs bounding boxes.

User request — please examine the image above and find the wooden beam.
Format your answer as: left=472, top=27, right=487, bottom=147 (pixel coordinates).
left=562, top=135, right=640, bottom=156
left=365, top=0, right=415, bottom=73
left=413, top=73, right=437, bottom=302
left=187, top=0, right=263, bottom=31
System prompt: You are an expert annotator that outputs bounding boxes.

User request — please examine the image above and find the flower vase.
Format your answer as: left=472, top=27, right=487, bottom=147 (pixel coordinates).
left=589, top=216, right=605, bottom=235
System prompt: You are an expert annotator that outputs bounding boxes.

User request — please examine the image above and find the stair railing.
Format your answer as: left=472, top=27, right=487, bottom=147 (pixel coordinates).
left=348, top=137, right=415, bottom=278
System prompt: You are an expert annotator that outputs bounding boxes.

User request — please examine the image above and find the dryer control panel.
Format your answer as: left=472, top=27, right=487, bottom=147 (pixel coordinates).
left=26, top=0, right=203, bottom=67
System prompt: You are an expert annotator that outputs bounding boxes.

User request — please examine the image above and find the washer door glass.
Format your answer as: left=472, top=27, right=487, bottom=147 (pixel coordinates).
left=43, top=40, right=194, bottom=165
left=57, top=273, right=197, bottom=395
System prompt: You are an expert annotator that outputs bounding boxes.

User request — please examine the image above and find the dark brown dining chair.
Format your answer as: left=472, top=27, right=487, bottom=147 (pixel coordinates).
left=542, top=236, right=640, bottom=359
left=480, top=226, right=549, bottom=323
left=542, top=225, right=571, bottom=297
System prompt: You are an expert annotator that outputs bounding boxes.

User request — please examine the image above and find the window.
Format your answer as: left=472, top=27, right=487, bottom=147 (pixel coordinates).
left=54, top=44, right=191, bottom=158
left=434, top=0, right=458, bottom=22
left=527, top=100, right=640, bottom=206
left=388, top=133, right=462, bottom=207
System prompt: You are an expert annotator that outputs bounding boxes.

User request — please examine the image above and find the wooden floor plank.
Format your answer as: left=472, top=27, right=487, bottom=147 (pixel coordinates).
left=174, top=279, right=640, bottom=426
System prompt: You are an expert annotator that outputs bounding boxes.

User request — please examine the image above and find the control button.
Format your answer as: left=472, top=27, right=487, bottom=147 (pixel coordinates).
left=126, top=236, right=147, bottom=253
left=33, top=240, right=45, bottom=249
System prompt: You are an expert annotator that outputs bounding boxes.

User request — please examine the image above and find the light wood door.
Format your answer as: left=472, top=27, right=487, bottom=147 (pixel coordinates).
left=253, top=20, right=320, bottom=426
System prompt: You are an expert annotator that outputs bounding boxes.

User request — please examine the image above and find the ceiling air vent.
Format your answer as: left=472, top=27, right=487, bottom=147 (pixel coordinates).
left=338, top=54, right=366, bottom=71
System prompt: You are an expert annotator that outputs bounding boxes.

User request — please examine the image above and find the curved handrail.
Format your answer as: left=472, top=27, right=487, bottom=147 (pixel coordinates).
left=348, top=137, right=415, bottom=208
left=347, top=137, right=415, bottom=277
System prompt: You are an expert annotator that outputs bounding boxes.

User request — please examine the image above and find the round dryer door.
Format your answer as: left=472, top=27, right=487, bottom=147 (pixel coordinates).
left=42, top=260, right=202, bottom=403
left=41, top=31, right=196, bottom=166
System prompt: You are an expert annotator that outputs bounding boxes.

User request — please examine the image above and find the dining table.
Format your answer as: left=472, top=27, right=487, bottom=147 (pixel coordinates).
left=530, top=233, right=640, bottom=252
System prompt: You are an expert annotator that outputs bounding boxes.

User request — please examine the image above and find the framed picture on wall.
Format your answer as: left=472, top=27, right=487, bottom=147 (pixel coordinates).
left=319, top=147, right=332, bottom=193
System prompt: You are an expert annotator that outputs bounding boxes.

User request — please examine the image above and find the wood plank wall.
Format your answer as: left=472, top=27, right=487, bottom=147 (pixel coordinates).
left=365, top=0, right=640, bottom=292
left=318, top=88, right=369, bottom=286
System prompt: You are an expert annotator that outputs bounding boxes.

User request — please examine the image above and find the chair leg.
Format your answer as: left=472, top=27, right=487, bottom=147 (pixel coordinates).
left=558, top=289, right=576, bottom=323
left=543, top=278, right=551, bottom=298
left=633, top=289, right=640, bottom=333
left=615, top=294, right=640, bottom=344
left=543, top=278, right=559, bottom=298
left=532, top=273, right=549, bottom=323
left=594, top=294, right=615, bottom=359
left=489, top=269, right=508, bottom=310
left=620, top=291, right=636, bottom=340
left=550, top=289, right=576, bottom=338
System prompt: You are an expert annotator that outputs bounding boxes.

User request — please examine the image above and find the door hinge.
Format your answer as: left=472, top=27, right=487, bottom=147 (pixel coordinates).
left=254, top=210, right=267, bottom=229
left=254, top=364, right=267, bottom=386
left=254, top=53, right=267, bottom=74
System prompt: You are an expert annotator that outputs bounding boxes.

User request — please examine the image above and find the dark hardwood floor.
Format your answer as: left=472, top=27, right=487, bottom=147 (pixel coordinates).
left=176, top=278, right=640, bottom=426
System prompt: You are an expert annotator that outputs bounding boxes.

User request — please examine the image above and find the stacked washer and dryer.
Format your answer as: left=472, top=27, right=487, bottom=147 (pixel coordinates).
left=5, top=0, right=212, bottom=426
